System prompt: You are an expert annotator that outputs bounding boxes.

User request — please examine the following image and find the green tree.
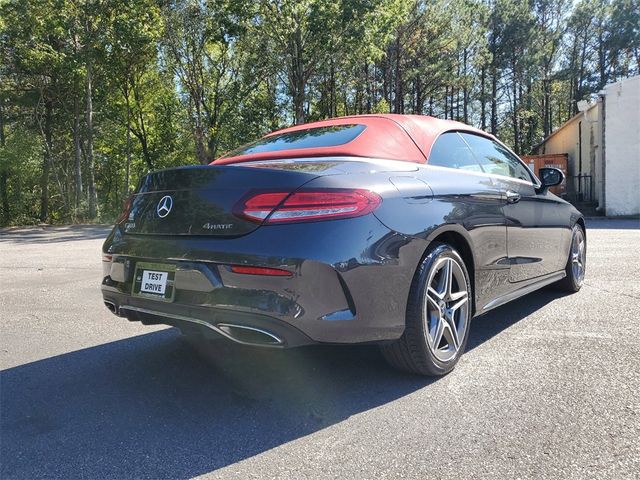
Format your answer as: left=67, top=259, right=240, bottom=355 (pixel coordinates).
left=0, top=0, right=638, bottom=226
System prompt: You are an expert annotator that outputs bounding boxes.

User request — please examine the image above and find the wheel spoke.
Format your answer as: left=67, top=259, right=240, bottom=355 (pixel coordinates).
left=442, top=320, right=460, bottom=351
left=450, top=294, right=468, bottom=312
left=428, top=286, right=443, bottom=302
left=449, top=289, right=467, bottom=301
left=443, top=259, right=453, bottom=300
left=434, top=259, right=449, bottom=298
left=431, top=315, right=445, bottom=350
left=426, top=289, right=442, bottom=327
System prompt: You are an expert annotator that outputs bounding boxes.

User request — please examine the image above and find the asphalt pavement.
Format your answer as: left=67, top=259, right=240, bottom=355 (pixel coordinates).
left=1, top=219, right=639, bottom=479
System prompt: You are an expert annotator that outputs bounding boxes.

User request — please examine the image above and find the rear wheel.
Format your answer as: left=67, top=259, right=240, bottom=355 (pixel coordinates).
left=381, top=243, right=472, bottom=376
left=556, top=224, right=586, bottom=292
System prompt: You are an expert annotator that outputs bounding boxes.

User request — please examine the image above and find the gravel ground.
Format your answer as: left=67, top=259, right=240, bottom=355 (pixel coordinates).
left=1, top=219, right=639, bottom=479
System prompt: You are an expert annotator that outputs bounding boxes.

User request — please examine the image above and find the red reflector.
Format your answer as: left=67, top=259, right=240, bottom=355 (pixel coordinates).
left=102, top=254, right=113, bottom=262
left=237, top=189, right=381, bottom=223
left=230, top=265, right=292, bottom=276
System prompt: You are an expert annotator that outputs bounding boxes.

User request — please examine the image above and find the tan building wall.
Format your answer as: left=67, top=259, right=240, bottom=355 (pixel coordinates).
left=536, top=103, right=601, bottom=203
left=535, top=75, right=639, bottom=216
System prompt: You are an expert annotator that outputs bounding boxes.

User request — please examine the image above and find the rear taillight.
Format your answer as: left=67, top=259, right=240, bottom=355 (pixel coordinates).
left=237, top=189, right=381, bottom=224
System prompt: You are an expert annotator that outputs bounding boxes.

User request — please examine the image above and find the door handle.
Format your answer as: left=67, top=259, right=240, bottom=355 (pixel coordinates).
left=470, top=191, right=503, bottom=201
left=506, top=190, right=521, bottom=204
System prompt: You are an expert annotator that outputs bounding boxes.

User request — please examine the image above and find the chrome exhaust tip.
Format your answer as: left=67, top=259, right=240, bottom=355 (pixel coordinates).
left=104, top=300, right=118, bottom=315
left=217, top=323, right=284, bottom=346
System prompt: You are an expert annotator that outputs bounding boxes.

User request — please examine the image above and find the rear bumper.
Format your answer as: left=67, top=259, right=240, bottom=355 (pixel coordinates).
left=102, top=294, right=314, bottom=347
left=101, top=216, right=424, bottom=347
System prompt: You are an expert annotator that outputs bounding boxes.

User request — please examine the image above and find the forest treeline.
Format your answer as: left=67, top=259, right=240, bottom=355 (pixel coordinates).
left=0, top=0, right=638, bottom=226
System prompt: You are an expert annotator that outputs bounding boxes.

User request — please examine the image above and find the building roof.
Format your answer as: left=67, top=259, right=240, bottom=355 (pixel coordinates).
left=212, top=114, right=492, bottom=165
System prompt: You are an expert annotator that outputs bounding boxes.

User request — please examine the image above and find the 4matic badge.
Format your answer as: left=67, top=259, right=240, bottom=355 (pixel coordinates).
left=202, top=222, right=234, bottom=231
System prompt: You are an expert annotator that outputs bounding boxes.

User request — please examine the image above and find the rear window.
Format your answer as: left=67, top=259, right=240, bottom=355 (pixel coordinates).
left=222, top=124, right=366, bottom=158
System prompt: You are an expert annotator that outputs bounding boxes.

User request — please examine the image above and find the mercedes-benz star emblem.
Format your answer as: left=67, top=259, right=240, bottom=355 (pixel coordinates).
left=157, top=195, right=173, bottom=218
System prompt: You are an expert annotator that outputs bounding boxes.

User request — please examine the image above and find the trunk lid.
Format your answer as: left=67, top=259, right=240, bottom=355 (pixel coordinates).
left=119, top=159, right=417, bottom=237
left=120, top=165, right=320, bottom=237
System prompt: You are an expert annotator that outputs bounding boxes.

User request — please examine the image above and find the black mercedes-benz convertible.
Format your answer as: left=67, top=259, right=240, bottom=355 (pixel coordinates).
left=101, top=114, right=586, bottom=376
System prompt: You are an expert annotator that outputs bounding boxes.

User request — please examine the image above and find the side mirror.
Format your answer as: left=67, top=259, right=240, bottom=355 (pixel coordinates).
left=537, top=167, right=564, bottom=193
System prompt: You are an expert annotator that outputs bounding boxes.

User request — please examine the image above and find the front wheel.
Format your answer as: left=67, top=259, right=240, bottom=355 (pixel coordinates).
left=381, top=243, right=472, bottom=376
left=556, top=224, right=586, bottom=292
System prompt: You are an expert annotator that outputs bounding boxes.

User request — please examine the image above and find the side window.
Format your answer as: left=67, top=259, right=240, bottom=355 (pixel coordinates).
left=428, top=132, right=482, bottom=172
left=460, top=133, right=533, bottom=182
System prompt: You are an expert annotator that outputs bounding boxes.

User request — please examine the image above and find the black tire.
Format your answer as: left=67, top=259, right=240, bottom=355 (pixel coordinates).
left=380, top=242, right=472, bottom=376
left=556, top=224, right=586, bottom=292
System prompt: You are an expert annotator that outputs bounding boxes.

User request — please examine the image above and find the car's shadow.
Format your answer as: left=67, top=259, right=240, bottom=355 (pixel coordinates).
left=1, top=289, right=565, bottom=479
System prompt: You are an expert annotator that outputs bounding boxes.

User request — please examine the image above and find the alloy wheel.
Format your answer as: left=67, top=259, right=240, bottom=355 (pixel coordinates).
left=571, top=228, right=586, bottom=284
left=423, top=257, right=470, bottom=362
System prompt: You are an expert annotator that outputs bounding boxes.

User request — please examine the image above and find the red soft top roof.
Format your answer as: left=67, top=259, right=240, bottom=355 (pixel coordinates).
left=212, top=114, right=493, bottom=166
